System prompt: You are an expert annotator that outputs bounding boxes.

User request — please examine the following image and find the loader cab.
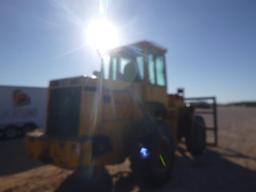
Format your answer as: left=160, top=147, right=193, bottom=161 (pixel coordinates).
left=102, top=41, right=168, bottom=106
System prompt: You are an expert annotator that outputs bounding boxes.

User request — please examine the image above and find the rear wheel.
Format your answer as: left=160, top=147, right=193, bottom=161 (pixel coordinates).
left=185, top=115, right=206, bottom=156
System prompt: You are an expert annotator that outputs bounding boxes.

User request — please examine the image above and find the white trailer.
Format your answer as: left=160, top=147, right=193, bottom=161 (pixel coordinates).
left=0, top=85, right=47, bottom=139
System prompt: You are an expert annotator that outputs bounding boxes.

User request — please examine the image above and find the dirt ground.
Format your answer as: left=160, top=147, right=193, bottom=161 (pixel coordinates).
left=0, top=106, right=256, bottom=192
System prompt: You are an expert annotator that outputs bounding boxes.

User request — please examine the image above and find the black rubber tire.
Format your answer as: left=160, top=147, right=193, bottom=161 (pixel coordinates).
left=57, top=166, right=113, bottom=192
left=185, top=115, right=206, bottom=156
left=4, top=126, right=18, bottom=139
left=130, top=120, right=175, bottom=187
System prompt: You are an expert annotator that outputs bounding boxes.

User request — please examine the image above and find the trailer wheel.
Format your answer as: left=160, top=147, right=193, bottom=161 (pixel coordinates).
left=4, top=125, right=18, bottom=139
left=185, top=115, right=206, bottom=156
left=130, top=121, right=175, bottom=187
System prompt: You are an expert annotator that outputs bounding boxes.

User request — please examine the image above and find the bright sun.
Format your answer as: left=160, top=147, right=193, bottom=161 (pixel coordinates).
left=86, top=18, right=120, bottom=53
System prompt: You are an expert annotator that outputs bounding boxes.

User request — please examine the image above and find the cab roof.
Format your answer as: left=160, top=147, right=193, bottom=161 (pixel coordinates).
left=108, top=41, right=167, bottom=57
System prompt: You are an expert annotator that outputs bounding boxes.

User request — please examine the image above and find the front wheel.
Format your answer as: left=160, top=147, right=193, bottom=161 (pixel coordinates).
left=130, top=121, right=175, bottom=187
left=148, top=135, right=175, bottom=186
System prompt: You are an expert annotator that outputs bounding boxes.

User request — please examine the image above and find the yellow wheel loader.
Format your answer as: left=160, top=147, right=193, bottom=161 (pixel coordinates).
left=26, top=41, right=217, bottom=188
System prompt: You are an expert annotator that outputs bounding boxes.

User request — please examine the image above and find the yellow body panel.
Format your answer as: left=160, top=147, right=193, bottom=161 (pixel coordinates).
left=146, top=85, right=168, bottom=107
left=25, top=133, right=46, bottom=160
left=26, top=83, right=185, bottom=169
left=26, top=134, right=93, bottom=169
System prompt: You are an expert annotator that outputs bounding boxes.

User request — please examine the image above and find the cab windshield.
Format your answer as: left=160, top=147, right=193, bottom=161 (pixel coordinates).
left=102, top=47, right=144, bottom=82
left=102, top=46, right=166, bottom=87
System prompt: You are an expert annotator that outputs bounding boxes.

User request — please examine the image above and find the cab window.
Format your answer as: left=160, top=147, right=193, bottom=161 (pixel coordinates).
left=102, top=51, right=145, bottom=82
left=119, top=56, right=144, bottom=82
left=120, top=57, right=130, bottom=75
left=136, top=56, right=144, bottom=80
left=148, top=54, right=156, bottom=84
left=155, top=55, right=166, bottom=86
left=111, top=57, right=118, bottom=80
left=147, top=53, right=166, bottom=86
left=103, top=55, right=110, bottom=79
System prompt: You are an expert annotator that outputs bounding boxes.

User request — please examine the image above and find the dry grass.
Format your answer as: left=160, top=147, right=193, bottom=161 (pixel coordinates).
left=218, top=106, right=256, bottom=156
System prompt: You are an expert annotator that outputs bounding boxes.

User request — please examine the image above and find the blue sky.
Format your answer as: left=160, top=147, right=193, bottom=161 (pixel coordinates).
left=0, top=0, right=255, bottom=103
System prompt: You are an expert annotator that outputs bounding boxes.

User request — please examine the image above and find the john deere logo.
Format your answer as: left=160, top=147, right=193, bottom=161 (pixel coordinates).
left=13, top=89, right=31, bottom=107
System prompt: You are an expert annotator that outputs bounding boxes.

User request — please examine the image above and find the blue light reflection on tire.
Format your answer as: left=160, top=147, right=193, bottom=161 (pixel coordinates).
left=139, top=147, right=150, bottom=159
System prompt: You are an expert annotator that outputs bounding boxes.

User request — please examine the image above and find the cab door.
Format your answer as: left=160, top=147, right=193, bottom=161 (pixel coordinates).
left=145, top=52, right=168, bottom=107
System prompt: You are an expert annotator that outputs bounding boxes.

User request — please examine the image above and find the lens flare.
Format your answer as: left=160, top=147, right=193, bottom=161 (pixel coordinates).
left=86, top=18, right=120, bottom=53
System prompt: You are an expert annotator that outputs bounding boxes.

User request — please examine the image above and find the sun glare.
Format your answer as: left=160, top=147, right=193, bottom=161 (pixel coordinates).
left=86, top=18, right=120, bottom=53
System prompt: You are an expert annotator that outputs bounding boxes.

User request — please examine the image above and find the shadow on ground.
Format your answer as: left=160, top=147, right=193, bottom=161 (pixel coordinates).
left=57, top=146, right=256, bottom=192
left=0, top=138, right=42, bottom=176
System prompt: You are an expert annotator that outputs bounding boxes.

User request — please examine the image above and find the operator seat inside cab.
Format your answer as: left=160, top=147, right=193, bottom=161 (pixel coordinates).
left=123, top=60, right=141, bottom=82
